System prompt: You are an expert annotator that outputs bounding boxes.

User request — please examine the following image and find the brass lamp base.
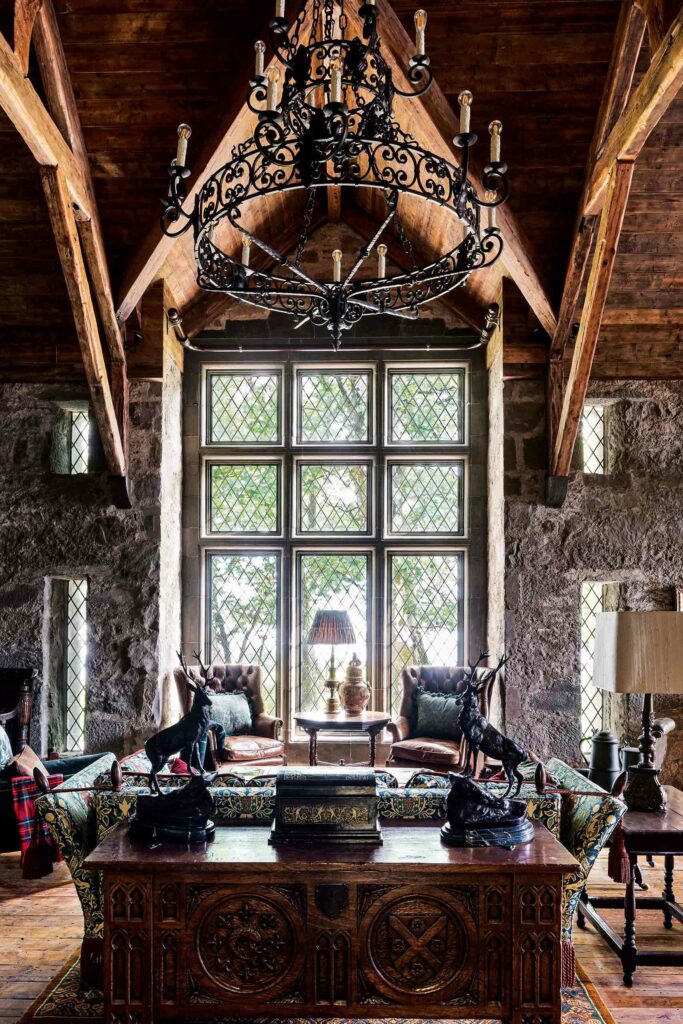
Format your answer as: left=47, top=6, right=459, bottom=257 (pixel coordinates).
left=324, top=673, right=341, bottom=714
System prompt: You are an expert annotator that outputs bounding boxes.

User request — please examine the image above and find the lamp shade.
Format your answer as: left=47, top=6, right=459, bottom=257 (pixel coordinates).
left=307, top=609, right=356, bottom=646
left=594, top=611, right=683, bottom=694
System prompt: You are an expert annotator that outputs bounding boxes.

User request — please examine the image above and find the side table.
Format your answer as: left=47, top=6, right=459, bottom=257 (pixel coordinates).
left=294, top=710, right=390, bottom=767
left=578, top=784, right=683, bottom=985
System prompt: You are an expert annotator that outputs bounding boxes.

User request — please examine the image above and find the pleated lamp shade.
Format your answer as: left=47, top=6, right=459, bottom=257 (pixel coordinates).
left=307, top=609, right=356, bottom=646
left=594, top=612, right=683, bottom=694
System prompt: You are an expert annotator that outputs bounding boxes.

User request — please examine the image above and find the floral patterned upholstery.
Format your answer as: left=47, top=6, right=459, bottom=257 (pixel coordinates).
left=35, top=753, right=117, bottom=945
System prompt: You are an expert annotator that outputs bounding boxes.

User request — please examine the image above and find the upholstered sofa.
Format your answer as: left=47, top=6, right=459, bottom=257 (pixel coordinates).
left=36, top=753, right=623, bottom=989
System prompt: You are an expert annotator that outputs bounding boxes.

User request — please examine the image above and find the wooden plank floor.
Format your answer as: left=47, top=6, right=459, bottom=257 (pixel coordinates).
left=0, top=849, right=681, bottom=1024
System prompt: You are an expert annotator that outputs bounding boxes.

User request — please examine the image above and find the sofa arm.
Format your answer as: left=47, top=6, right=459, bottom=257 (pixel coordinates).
left=253, top=713, right=284, bottom=740
left=386, top=716, right=412, bottom=743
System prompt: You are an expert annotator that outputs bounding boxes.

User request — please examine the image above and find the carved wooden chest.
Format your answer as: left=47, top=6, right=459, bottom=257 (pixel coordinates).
left=270, top=766, right=381, bottom=845
left=85, top=823, right=578, bottom=1024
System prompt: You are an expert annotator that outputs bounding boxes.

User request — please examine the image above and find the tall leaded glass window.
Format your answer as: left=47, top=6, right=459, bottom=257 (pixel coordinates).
left=197, top=360, right=470, bottom=727
left=69, top=411, right=90, bottom=474
left=64, top=578, right=88, bottom=752
left=581, top=405, right=605, bottom=474
left=580, top=581, right=609, bottom=760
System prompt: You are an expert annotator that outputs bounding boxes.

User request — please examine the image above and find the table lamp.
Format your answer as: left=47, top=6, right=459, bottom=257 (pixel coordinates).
left=307, top=609, right=356, bottom=714
left=594, top=610, right=683, bottom=812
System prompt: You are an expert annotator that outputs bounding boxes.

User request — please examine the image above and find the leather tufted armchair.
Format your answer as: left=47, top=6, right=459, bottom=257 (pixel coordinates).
left=173, top=662, right=285, bottom=768
left=386, top=665, right=493, bottom=773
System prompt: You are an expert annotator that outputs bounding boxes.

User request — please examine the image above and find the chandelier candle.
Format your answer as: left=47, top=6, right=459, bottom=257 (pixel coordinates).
left=414, top=10, right=427, bottom=57
left=489, top=120, right=502, bottom=162
left=160, top=0, right=509, bottom=348
left=377, top=243, right=387, bottom=279
left=458, top=91, right=473, bottom=134
left=266, top=67, right=280, bottom=111
left=254, top=40, right=266, bottom=78
left=330, top=58, right=343, bottom=105
left=175, top=124, right=191, bottom=167
left=241, top=236, right=251, bottom=268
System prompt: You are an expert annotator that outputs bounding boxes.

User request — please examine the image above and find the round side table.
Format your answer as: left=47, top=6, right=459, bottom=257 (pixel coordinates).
left=293, top=710, right=391, bottom=767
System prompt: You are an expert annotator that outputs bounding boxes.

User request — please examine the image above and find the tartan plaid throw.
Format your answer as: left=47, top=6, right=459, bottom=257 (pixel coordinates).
left=11, top=774, right=64, bottom=870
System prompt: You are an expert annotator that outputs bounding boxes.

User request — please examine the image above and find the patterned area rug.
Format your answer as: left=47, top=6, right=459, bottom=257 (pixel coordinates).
left=19, top=955, right=616, bottom=1024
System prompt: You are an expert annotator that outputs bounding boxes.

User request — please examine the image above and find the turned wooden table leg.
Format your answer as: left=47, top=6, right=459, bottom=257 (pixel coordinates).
left=368, top=727, right=379, bottom=767
left=307, top=728, right=318, bottom=767
left=623, top=852, right=638, bottom=986
left=663, top=854, right=675, bottom=929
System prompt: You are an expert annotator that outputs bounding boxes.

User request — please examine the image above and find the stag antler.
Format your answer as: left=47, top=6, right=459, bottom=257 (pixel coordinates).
left=477, top=653, right=508, bottom=691
left=193, top=650, right=213, bottom=685
left=177, top=649, right=191, bottom=679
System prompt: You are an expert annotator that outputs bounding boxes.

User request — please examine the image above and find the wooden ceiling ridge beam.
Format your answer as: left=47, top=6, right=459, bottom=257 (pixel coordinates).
left=547, top=160, right=635, bottom=505
left=547, top=0, right=645, bottom=461
left=116, top=2, right=311, bottom=326
left=13, top=0, right=43, bottom=75
left=0, top=26, right=90, bottom=216
left=33, top=0, right=126, bottom=367
left=41, top=166, right=126, bottom=479
left=585, top=4, right=683, bottom=215
left=360, top=0, right=557, bottom=338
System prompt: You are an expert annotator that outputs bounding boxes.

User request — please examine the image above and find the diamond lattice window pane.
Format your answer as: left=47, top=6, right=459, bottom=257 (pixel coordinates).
left=297, top=463, right=370, bottom=534
left=70, top=411, right=89, bottom=474
left=208, top=553, right=280, bottom=716
left=298, top=553, right=369, bottom=711
left=208, top=463, right=280, bottom=534
left=297, top=371, right=371, bottom=443
left=65, top=578, right=88, bottom=751
left=389, top=461, right=464, bottom=535
left=207, top=371, right=281, bottom=445
left=389, top=553, right=463, bottom=716
left=389, top=370, right=465, bottom=444
left=582, top=406, right=605, bottom=473
left=580, top=581, right=606, bottom=761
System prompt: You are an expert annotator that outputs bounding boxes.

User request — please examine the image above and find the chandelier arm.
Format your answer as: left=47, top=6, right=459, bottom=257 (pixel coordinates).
left=342, top=203, right=396, bottom=288
left=242, top=230, right=326, bottom=294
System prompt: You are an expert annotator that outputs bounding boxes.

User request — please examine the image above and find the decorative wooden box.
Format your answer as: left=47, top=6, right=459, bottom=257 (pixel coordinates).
left=270, top=766, right=382, bottom=846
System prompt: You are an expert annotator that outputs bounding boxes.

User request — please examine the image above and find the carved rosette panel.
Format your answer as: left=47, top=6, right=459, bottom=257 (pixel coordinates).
left=195, top=892, right=301, bottom=996
left=359, top=886, right=477, bottom=1002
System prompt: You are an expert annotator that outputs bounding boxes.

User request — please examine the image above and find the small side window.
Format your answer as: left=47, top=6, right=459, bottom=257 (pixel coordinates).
left=581, top=405, right=605, bottom=474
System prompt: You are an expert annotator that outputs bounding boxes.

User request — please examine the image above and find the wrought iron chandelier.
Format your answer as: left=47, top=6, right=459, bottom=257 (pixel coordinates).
left=161, top=0, right=509, bottom=349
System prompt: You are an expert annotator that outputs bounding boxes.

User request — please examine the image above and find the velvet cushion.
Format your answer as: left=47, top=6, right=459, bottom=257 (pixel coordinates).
left=0, top=727, right=12, bottom=773
left=209, top=692, right=252, bottom=736
left=414, top=688, right=462, bottom=741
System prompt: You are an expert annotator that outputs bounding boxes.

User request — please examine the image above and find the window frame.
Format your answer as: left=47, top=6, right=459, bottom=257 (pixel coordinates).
left=384, top=362, right=470, bottom=449
left=384, top=454, right=469, bottom=540
left=292, top=455, right=376, bottom=539
left=193, top=354, right=478, bottom=737
left=201, top=455, right=285, bottom=539
left=202, top=364, right=285, bottom=448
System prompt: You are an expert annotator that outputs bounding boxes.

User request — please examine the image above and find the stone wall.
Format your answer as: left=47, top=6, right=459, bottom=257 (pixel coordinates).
left=503, top=378, right=683, bottom=785
left=0, top=376, right=182, bottom=756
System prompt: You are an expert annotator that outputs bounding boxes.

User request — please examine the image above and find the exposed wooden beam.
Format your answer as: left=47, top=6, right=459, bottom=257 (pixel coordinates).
left=635, top=0, right=681, bottom=52
left=13, top=0, right=43, bottom=75
left=33, top=0, right=125, bottom=366
left=0, top=30, right=90, bottom=216
left=41, top=166, right=126, bottom=478
left=550, top=161, right=635, bottom=485
left=116, top=3, right=310, bottom=324
left=547, top=0, right=644, bottom=457
left=585, top=5, right=683, bottom=214
left=357, top=0, right=557, bottom=338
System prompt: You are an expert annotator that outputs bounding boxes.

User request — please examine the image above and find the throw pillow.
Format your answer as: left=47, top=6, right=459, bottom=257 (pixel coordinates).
left=209, top=692, right=252, bottom=736
left=0, top=726, right=12, bottom=774
left=4, top=744, right=48, bottom=780
left=414, top=688, right=463, bottom=741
